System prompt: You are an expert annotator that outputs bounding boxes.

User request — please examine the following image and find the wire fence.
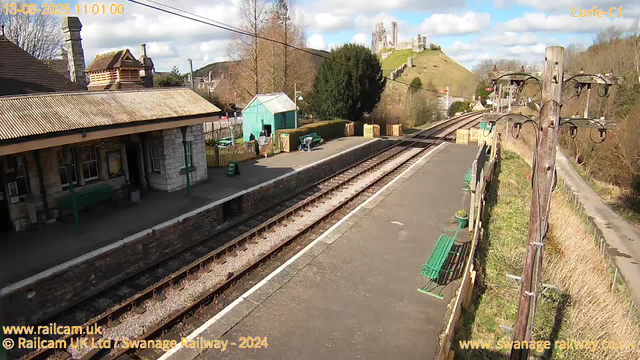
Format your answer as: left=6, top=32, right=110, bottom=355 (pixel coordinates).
left=562, top=181, right=639, bottom=323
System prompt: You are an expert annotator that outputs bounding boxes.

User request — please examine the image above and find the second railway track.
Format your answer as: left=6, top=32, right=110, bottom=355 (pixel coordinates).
left=13, top=112, right=483, bottom=360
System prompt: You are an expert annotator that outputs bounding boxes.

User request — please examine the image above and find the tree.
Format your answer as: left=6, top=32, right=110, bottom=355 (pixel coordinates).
left=409, top=77, right=423, bottom=93
left=227, top=0, right=266, bottom=98
left=0, top=0, right=63, bottom=59
left=155, top=74, right=183, bottom=87
left=475, top=81, right=491, bottom=106
left=226, top=0, right=313, bottom=104
left=170, top=66, right=181, bottom=77
left=448, top=101, right=470, bottom=117
left=311, top=44, right=386, bottom=121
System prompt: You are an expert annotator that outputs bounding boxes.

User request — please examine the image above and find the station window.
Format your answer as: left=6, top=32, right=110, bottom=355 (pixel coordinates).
left=79, top=145, right=99, bottom=181
left=58, top=150, right=78, bottom=187
left=6, top=155, right=30, bottom=201
left=150, top=145, right=161, bottom=172
left=181, top=142, right=193, bottom=169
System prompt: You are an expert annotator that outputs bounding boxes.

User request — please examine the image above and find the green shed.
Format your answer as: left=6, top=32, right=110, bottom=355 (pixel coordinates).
left=242, top=93, right=297, bottom=142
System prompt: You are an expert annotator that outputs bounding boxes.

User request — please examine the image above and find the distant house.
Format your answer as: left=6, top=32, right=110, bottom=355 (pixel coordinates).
left=86, top=45, right=154, bottom=91
left=241, top=93, right=297, bottom=142
left=0, top=17, right=220, bottom=232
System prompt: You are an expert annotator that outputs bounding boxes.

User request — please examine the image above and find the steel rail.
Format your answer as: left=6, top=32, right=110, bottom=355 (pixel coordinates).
left=19, top=113, right=481, bottom=360
left=91, top=113, right=483, bottom=360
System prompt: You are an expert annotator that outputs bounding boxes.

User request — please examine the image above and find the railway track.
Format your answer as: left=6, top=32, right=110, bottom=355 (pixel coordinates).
left=12, top=112, right=482, bottom=360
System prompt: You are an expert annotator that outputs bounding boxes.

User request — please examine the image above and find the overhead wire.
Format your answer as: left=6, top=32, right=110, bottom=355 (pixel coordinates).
left=127, top=0, right=467, bottom=99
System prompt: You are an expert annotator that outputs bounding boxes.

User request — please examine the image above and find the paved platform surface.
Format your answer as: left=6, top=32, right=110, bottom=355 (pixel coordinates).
left=0, top=137, right=373, bottom=288
left=182, top=143, right=479, bottom=360
left=556, top=149, right=640, bottom=305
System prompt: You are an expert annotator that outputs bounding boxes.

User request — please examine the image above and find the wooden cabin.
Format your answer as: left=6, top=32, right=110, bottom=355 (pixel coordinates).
left=86, top=46, right=154, bottom=91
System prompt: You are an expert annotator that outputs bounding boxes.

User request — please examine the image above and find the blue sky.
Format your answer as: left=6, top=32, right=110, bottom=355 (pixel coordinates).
left=40, top=0, right=639, bottom=72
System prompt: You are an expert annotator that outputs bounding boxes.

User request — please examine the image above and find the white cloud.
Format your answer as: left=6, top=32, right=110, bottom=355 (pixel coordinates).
left=446, top=41, right=486, bottom=55
left=79, top=0, right=240, bottom=71
left=479, top=32, right=538, bottom=46
left=495, top=0, right=636, bottom=13
left=419, top=12, right=491, bottom=36
left=308, top=34, right=328, bottom=51
left=352, top=33, right=368, bottom=45
left=306, top=12, right=352, bottom=33
left=500, top=12, right=635, bottom=33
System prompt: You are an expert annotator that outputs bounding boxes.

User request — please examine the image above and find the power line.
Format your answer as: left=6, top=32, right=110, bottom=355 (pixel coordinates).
left=127, top=0, right=466, bottom=99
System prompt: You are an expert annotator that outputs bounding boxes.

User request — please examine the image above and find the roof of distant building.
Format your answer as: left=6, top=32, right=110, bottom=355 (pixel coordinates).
left=242, top=93, right=297, bottom=114
left=86, top=49, right=142, bottom=72
left=0, top=35, right=85, bottom=96
left=0, top=88, right=221, bottom=142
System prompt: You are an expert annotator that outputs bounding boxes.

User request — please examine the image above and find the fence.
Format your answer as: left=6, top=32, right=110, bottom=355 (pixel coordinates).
left=437, top=129, right=499, bottom=360
left=203, top=119, right=243, bottom=144
left=205, top=138, right=274, bottom=168
left=561, top=179, right=639, bottom=322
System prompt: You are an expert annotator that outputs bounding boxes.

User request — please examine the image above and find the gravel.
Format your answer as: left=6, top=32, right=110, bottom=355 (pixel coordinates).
left=66, top=147, right=422, bottom=358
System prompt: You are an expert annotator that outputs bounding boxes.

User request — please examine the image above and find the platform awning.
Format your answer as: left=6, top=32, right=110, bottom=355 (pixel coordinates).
left=0, top=88, right=221, bottom=156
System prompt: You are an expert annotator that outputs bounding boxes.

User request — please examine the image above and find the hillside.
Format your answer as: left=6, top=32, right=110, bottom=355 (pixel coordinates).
left=193, top=60, right=234, bottom=78
left=192, top=48, right=329, bottom=78
left=381, top=49, right=477, bottom=100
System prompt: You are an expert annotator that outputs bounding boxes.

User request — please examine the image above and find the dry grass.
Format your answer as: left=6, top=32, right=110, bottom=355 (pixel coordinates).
left=502, top=128, right=640, bottom=359
left=546, top=187, right=640, bottom=359
left=455, top=124, right=639, bottom=359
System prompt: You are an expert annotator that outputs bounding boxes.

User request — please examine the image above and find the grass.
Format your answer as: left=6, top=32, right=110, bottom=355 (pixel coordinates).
left=380, top=49, right=429, bottom=76
left=381, top=51, right=477, bottom=105
left=455, top=130, right=640, bottom=359
left=454, top=150, right=564, bottom=359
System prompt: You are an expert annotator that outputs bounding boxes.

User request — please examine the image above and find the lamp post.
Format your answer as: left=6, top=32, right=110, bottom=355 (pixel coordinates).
left=294, top=83, right=303, bottom=129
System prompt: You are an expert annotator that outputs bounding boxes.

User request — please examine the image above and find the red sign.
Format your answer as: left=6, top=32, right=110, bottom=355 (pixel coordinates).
left=440, top=89, right=448, bottom=93
left=485, top=87, right=493, bottom=91
left=221, top=116, right=228, bottom=120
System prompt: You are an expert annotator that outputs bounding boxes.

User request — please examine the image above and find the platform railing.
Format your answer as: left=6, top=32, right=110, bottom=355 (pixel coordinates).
left=437, top=128, right=500, bottom=360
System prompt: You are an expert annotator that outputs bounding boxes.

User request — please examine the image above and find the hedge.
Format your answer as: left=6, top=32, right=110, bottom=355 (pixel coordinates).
left=275, top=119, right=352, bottom=151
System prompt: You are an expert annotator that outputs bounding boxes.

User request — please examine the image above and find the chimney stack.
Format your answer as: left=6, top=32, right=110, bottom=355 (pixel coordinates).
left=61, top=17, right=87, bottom=88
left=139, top=43, right=155, bottom=88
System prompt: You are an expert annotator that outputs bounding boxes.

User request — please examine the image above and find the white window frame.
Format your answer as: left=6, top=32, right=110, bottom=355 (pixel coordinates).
left=181, top=142, right=193, bottom=169
left=79, top=145, right=99, bottom=181
left=58, top=150, right=78, bottom=187
left=150, top=145, right=161, bottom=172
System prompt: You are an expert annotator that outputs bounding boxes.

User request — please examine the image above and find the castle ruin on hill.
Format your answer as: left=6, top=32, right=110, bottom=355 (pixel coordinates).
left=371, top=21, right=427, bottom=54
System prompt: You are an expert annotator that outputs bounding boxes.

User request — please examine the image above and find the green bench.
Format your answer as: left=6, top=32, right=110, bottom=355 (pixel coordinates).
left=418, top=225, right=461, bottom=299
left=57, top=184, right=116, bottom=216
left=462, top=165, right=473, bottom=192
left=298, top=133, right=323, bottom=151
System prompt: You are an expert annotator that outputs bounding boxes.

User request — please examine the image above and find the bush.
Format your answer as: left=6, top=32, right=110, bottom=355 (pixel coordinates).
left=275, top=119, right=352, bottom=151
left=448, top=101, right=471, bottom=117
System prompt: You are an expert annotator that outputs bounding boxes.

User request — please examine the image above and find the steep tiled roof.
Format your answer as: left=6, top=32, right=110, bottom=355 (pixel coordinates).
left=0, top=88, right=221, bottom=142
left=86, top=49, right=142, bottom=72
left=0, top=36, right=85, bottom=96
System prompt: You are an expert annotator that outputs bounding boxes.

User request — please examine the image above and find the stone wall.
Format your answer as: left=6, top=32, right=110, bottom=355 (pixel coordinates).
left=141, top=125, right=207, bottom=192
left=5, top=139, right=129, bottom=231
left=161, top=125, right=207, bottom=192
left=1, top=138, right=396, bottom=325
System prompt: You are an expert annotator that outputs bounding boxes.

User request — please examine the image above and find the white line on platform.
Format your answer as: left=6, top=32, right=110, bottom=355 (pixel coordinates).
left=1, top=139, right=379, bottom=296
left=158, top=141, right=447, bottom=360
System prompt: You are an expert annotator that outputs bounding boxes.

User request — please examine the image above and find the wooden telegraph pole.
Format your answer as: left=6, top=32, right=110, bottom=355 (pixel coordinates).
left=510, top=46, right=564, bottom=360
